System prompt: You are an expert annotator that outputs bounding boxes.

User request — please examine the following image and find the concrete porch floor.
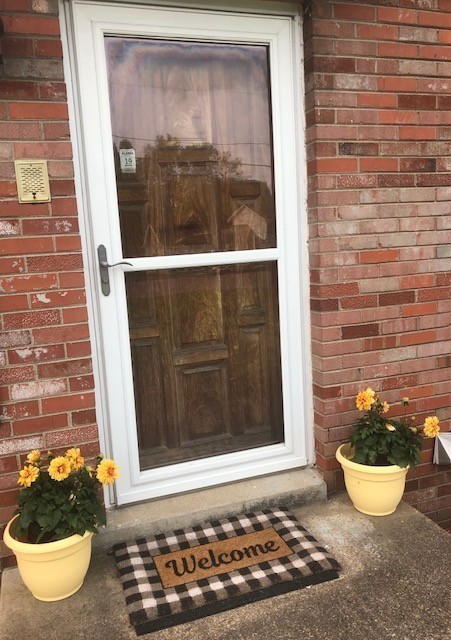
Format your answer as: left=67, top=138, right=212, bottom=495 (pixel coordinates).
left=1, top=493, right=451, bottom=640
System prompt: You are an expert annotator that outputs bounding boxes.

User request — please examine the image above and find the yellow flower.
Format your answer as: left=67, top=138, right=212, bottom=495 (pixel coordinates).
left=386, top=424, right=396, bottom=431
left=66, top=447, right=84, bottom=471
left=18, top=465, right=39, bottom=488
left=48, top=456, right=71, bottom=481
left=423, top=416, right=440, bottom=438
left=356, top=388, right=376, bottom=411
left=402, top=397, right=410, bottom=406
left=26, top=450, right=40, bottom=464
left=381, top=401, right=390, bottom=414
left=96, top=458, right=120, bottom=485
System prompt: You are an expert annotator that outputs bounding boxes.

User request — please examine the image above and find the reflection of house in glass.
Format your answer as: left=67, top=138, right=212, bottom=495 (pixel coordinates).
left=229, top=204, right=268, bottom=243
left=113, top=138, right=275, bottom=258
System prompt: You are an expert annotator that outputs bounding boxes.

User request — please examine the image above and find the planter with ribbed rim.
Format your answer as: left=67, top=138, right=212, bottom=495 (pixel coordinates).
left=3, top=515, right=93, bottom=601
left=336, top=443, right=409, bottom=517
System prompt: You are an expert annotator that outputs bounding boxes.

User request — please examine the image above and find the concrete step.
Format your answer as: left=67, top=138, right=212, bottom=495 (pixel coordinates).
left=2, top=494, right=450, bottom=640
left=96, top=466, right=326, bottom=550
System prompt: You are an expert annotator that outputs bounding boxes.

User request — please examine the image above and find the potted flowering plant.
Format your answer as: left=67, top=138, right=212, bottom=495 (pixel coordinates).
left=336, top=388, right=440, bottom=517
left=3, top=447, right=119, bottom=601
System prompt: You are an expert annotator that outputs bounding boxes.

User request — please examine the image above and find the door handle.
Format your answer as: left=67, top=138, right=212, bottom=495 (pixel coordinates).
left=97, top=244, right=132, bottom=296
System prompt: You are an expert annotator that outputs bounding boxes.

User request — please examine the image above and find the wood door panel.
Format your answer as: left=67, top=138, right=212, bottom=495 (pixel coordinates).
left=170, top=268, right=224, bottom=349
left=176, top=361, right=232, bottom=445
left=132, top=339, right=168, bottom=453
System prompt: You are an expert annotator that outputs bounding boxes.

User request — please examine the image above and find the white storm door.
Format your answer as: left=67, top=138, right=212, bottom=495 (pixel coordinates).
left=71, top=1, right=308, bottom=505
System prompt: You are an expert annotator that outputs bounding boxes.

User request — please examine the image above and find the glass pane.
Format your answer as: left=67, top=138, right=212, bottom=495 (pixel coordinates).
left=124, top=262, right=284, bottom=471
left=105, top=37, right=276, bottom=257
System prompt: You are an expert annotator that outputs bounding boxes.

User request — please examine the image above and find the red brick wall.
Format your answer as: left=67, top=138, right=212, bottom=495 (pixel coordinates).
left=1, top=0, right=451, bottom=570
left=0, top=0, right=99, bottom=568
left=304, top=0, right=451, bottom=529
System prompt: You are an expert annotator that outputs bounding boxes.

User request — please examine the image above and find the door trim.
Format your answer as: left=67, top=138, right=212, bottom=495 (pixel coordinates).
left=61, top=0, right=312, bottom=506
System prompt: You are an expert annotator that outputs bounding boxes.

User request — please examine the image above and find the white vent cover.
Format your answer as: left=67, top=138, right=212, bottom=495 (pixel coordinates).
left=14, top=159, right=51, bottom=203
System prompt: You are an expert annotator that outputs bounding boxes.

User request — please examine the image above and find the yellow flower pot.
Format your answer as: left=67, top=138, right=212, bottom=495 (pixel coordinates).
left=336, top=443, right=409, bottom=516
left=3, top=516, right=93, bottom=601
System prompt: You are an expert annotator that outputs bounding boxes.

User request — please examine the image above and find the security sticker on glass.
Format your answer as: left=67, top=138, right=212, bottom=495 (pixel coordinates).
left=119, top=148, right=136, bottom=173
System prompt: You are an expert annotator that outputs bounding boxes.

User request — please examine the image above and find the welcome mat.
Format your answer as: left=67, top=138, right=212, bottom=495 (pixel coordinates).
left=113, top=510, right=341, bottom=635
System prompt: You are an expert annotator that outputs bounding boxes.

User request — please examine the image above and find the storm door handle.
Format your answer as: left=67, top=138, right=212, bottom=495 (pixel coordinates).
left=97, top=244, right=132, bottom=296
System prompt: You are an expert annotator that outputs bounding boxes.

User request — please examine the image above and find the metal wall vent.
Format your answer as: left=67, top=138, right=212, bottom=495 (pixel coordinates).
left=14, top=159, right=51, bottom=203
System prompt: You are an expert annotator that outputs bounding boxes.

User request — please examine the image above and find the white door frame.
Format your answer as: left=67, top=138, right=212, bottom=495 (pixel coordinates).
left=61, top=0, right=313, bottom=506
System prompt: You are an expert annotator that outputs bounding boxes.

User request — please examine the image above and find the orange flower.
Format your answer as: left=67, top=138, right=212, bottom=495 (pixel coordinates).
left=66, top=447, right=85, bottom=471
left=356, top=388, right=376, bottom=411
left=18, top=465, right=39, bottom=488
left=48, top=456, right=71, bottom=481
left=386, top=424, right=396, bottom=432
left=26, top=450, right=40, bottom=464
left=423, top=416, right=440, bottom=438
left=96, top=459, right=120, bottom=485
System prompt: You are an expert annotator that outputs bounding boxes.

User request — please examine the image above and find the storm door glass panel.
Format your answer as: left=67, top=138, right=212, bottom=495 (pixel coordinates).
left=104, top=36, right=284, bottom=472
left=125, top=263, right=283, bottom=471
left=104, top=37, right=276, bottom=257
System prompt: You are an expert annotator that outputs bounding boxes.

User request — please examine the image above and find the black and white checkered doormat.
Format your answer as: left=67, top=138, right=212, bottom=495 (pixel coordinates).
left=113, top=510, right=341, bottom=635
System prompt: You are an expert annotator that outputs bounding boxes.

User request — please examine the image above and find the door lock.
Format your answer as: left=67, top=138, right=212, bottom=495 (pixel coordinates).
left=97, top=244, right=132, bottom=296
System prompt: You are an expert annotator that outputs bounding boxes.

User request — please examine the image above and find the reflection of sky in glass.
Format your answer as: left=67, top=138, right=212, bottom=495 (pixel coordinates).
left=105, top=37, right=274, bottom=188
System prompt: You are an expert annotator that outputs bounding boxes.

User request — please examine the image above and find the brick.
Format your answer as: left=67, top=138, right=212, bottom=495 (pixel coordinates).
left=338, top=142, right=379, bottom=156
left=10, top=378, right=66, bottom=401
left=39, top=81, right=67, bottom=101
left=400, top=275, right=435, bottom=289
left=357, top=94, right=397, bottom=109
left=27, top=254, right=83, bottom=272
left=400, top=330, right=437, bottom=346
left=400, top=126, right=437, bottom=140
left=314, top=158, right=357, bottom=173
left=4, top=309, right=60, bottom=330
left=0, top=274, right=58, bottom=294
left=419, top=11, right=451, bottom=28
left=34, top=38, right=63, bottom=58
left=357, top=24, right=398, bottom=40
left=341, top=323, right=379, bottom=340
left=1, top=400, right=39, bottom=421
left=0, top=80, right=38, bottom=100
left=33, top=324, right=90, bottom=345
left=9, top=102, right=68, bottom=120
left=22, top=218, right=78, bottom=235
left=0, top=121, right=41, bottom=140
left=334, top=4, right=375, bottom=20
left=0, top=331, right=31, bottom=349
left=0, top=435, right=44, bottom=456
left=42, top=122, right=71, bottom=140
left=403, top=302, right=437, bottom=317
left=378, top=174, right=415, bottom=188
left=2, top=15, right=60, bottom=36
left=13, top=413, right=68, bottom=436
left=379, top=291, right=416, bottom=306
left=378, top=42, right=418, bottom=59
left=360, top=158, right=398, bottom=172
left=340, top=295, right=377, bottom=309
left=66, top=341, right=91, bottom=358
left=38, top=357, right=92, bottom=378
left=377, top=77, right=417, bottom=92
left=398, top=94, right=436, bottom=109
left=3, top=57, right=63, bottom=81
left=360, top=249, right=399, bottom=264
left=14, top=141, right=72, bottom=159
left=72, top=409, right=97, bottom=426
left=0, top=366, right=34, bottom=385
left=400, top=158, right=437, bottom=172
left=0, top=257, right=25, bottom=275
left=70, top=374, right=94, bottom=392
left=0, top=298, right=20, bottom=320
left=8, top=344, right=65, bottom=364
left=41, top=391, right=95, bottom=414
left=378, top=7, right=419, bottom=25
left=62, top=306, right=88, bottom=324
left=30, top=289, right=85, bottom=308
left=55, top=236, right=82, bottom=252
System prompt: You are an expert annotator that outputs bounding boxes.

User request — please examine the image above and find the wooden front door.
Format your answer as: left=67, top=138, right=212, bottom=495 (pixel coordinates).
left=72, top=2, right=308, bottom=504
